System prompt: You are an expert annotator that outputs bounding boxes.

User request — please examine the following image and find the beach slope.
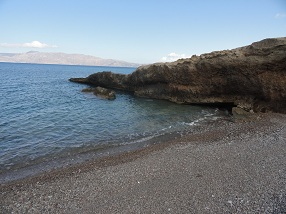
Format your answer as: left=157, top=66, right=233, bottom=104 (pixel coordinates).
left=1, top=113, right=286, bottom=213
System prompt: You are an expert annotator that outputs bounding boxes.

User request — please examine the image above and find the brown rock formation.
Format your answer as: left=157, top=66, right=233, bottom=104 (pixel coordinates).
left=81, top=86, right=116, bottom=100
left=69, top=37, right=286, bottom=113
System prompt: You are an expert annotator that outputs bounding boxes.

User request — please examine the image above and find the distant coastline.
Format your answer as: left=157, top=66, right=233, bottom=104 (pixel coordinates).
left=0, top=51, right=141, bottom=68
left=0, top=61, right=138, bottom=69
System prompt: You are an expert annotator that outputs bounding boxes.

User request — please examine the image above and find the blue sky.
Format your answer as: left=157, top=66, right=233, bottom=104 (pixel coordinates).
left=0, top=0, right=285, bottom=64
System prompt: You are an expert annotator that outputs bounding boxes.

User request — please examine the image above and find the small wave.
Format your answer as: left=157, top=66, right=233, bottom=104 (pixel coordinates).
left=123, top=135, right=156, bottom=145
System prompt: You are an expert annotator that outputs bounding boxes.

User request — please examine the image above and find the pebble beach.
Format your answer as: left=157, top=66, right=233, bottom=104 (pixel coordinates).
left=1, top=113, right=286, bottom=213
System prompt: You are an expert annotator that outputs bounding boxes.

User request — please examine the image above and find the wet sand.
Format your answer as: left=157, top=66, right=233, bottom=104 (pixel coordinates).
left=1, top=113, right=286, bottom=213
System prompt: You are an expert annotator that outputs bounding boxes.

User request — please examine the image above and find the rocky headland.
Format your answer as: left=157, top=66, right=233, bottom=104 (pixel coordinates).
left=70, top=37, right=286, bottom=113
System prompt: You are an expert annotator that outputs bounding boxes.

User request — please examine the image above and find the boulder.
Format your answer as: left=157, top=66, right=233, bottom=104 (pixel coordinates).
left=70, top=37, right=286, bottom=113
left=81, top=88, right=95, bottom=92
left=81, top=87, right=116, bottom=100
left=69, top=77, right=89, bottom=84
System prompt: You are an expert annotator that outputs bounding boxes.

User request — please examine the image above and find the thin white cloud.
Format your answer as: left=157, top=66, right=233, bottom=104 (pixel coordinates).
left=0, top=41, right=58, bottom=48
left=160, top=52, right=191, bottom=62
left=275, top=13, right=286, bottom=18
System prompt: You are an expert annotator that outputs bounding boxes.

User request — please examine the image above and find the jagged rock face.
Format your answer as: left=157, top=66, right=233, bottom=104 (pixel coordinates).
left=70, top=38, right=286, bottom=113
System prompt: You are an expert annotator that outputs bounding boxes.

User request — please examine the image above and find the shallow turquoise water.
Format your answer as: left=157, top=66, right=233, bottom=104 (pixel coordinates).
left=0, top=62, right=228, bottom=176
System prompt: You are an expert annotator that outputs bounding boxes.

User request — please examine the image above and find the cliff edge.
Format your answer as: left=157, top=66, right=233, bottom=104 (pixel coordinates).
left=70, top=37, right=286, bottom=113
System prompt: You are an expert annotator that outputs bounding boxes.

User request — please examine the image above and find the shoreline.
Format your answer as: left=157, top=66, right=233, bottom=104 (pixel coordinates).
left=1, top=113, right=286, bottom=213
left=0, top=131, right=179, bottom=187
left=0, top=110, right=229, bottom=185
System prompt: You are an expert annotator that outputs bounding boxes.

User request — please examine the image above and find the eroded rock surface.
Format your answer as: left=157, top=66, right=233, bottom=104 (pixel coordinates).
left=81, top=86, right=116, bottom=100
left=70, top=37, right=286, bottom=113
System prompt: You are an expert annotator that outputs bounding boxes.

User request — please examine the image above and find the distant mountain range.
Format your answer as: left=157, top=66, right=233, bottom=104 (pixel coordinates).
left=0, top=51, right=140, bottom=67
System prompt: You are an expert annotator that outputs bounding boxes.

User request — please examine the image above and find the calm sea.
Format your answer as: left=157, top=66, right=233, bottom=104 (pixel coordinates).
left=0, top=62, right=229, bottom=182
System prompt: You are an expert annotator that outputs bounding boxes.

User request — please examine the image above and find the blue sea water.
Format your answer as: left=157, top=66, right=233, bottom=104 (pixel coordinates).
left=0, top=62, right=228, bottom=181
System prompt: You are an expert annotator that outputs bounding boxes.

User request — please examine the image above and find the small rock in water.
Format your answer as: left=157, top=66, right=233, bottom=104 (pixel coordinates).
left=81, top=86, right=116, bottom=100
left=94, top=87, right=116, bottom=100
left=81, top=88, right=95, bottom=92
